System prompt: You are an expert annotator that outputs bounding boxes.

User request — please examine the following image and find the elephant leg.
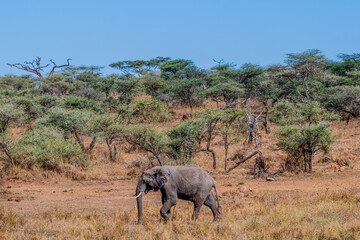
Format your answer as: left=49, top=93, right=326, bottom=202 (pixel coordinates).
left=191, top=204, right=196, bottom=220
left=193, top=204, right=202, bottom=220
left=161, top=192, right=171, bottom=216
left=160, top=200, right=176, bottom=221
left=192, top=194, right=205, bottom=220
left=204, top=193, right=221, bottom=221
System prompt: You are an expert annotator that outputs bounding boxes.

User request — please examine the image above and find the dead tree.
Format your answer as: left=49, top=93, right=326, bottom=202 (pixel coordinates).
left=226, top=150, right=265, bottom=176
left=258, top=100, right=272, bottom=134
left=8, top=57, right=72, bottom=78
left=243, top=112, right=262, bottom=147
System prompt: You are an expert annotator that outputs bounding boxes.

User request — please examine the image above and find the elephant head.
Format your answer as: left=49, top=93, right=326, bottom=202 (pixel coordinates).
left=135, top=167, right=170, bottom=224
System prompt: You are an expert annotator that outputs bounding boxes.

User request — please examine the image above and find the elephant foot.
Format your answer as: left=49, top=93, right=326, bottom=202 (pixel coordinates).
left=213, top=215, right=221, bottom=222
left=160, top=211, right=172, bottom=221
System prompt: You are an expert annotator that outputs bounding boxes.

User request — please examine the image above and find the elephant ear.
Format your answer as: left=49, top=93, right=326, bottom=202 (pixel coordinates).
left=153, top=168, right=170, bottom=192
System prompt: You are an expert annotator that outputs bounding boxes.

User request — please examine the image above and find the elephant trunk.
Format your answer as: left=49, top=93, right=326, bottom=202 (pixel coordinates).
left=135, top=177, right=146, bottom=224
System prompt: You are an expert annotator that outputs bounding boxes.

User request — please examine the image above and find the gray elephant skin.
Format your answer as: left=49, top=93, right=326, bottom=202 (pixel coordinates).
left=135, top=165, right=221, bottom=223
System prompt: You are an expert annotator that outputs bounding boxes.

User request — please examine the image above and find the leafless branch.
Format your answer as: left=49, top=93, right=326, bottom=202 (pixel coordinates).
left=226, top=150, right=263, bottom=173
left=49, top=58, right=72, bottom=76
left=7, top=57, right=72, bottom=78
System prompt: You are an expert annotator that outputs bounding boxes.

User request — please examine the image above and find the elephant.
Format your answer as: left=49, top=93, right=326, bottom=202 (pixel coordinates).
left=135, top=165, right=221, bottom=223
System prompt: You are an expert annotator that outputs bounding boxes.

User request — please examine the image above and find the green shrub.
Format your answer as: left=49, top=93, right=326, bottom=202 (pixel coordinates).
left=322, top=86, right=360, bottom=122
left=34, top=95, right=60, bottom=109
left=166, top=120, right=202, bottom=164
left=44, top=74, right=75, bottom=95
left=0, top=104, right=24, bottom=133
left=122, top=124, right=168, bottom=165
left=37, top=107, right=92, bottom=135
left=141, top=74, right=165, bottom=99
left=166, top=78, right=205, bottom=110
left=271, top=100, right=340, bottom=125
left=63, top=96, right=101, bottom=112
left=205, top=81, right=244, bottom=108
left=112, top=79, right=139, bottom=104
left=18, top=128, right=87, bottom=171
left=275, top=125, right=335, bottom=172
left=131, top=99, right=170, bottom=122
left=0, top=134, right=20, bottom=169
left=74, top=87, right=104, bottom=101
left=13, top=96, right=44, bottom=122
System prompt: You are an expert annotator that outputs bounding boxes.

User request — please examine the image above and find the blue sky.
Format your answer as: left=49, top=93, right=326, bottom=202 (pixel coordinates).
left=1, top=0, right=359, bottom=76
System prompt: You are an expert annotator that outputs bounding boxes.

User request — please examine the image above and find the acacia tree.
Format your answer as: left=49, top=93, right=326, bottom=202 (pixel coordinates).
left=205, top=81, right=244, bottom=108
left=160, top=59, right=193, bottom=79
left=282, top=49, right=328, bottom=102
left=271, top=99, right=338, bottom=173
left=196, top=109, right=223, bottom=169
left=271, top=100, right=340, bottom=126
left=329, top=53, right=360, bottom=76
left=141, top=73, right=165, bottom=99
left=275, top=125, right=334, bottom=172
left=90, top=115, right=123, bottom=161
left=167, top=78, right=205, bottom=113
left=122, top=124, right=168, bottom=166
left=8, top=57, right=72, bottom=78
left=166, top=120, right=203, bottom=165
left=110, top=57, right=170, bottom=77
left=37, top=108, right=97, bottom=154
left=218, top=109, right=247, bottom=171
left=112, top=78, right=139, bottom=105
left=323, top=86, right=360, bottom=123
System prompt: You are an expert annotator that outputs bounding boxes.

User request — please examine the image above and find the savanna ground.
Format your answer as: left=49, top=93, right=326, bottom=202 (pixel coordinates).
left=1, top=108, right=360, bottom=240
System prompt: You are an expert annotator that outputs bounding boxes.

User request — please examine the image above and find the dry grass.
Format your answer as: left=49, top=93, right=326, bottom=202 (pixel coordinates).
left=1, top=189, right=360, bottom=239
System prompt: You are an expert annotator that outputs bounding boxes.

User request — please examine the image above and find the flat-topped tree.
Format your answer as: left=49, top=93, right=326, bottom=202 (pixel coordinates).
left=205, top=81, right=244, bottom=109
left=329, top=53, right=360, bottom=76
left=8, top=57, right=71, bottom=78
left=159, top=59, right=194, bottom=79
left=282, top=49, right=327, bottom=102
left=110, top=57, right=170, bottom=77
left=167, top=78, right=205, bottom=113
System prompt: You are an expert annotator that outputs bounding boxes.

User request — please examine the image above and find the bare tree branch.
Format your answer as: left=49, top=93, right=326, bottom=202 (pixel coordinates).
left=226, top=150, right=263, bottom=173
left=7, top=57, right=72, bottom=78
left=49, top=58, right=72, bottom=76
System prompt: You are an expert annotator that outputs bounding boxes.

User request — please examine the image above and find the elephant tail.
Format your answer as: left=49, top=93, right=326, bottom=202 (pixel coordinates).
left=213, top=183, right=221, bottom=213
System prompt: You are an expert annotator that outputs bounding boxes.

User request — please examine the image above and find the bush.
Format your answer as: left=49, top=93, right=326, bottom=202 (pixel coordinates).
left=18, top=128, right=87, bottom=171
left=271, top=100, right=340, bottom=125
left=63, top=96, right=101, bottom=112
left=131, top=99, right=170, bottom=122
left=37, top=107, right=92, bottom=135
left=112, top=79, right=139, bottom=104
left=141, top=74, right=165, bottom=99
left=89, top=115, right=123, bottom=161
left=44, top=74, right=75, bottom=95
left=275, top=125, right=335, bottom=173
left=322, top=86, right=360, bottom=123
left=122, top=124, right=168, bottom=165
left=13, top=97, right=44, bottom=122
left=205, top=81, right=244, bottom=108
left=166, top=78, right=205, bottom=110
left=166, top=120, right=202, bottom=164
left=0, top=134, right=20, bottom=169
left=0, top=104, right=24, bottom=133
left=73, top=87, right=104, bottom=101
left=34, top=95, right=60, bottom=109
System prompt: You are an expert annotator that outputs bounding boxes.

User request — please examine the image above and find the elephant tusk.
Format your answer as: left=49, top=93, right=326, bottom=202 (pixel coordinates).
left=135, top=192, right=142, bottom=198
